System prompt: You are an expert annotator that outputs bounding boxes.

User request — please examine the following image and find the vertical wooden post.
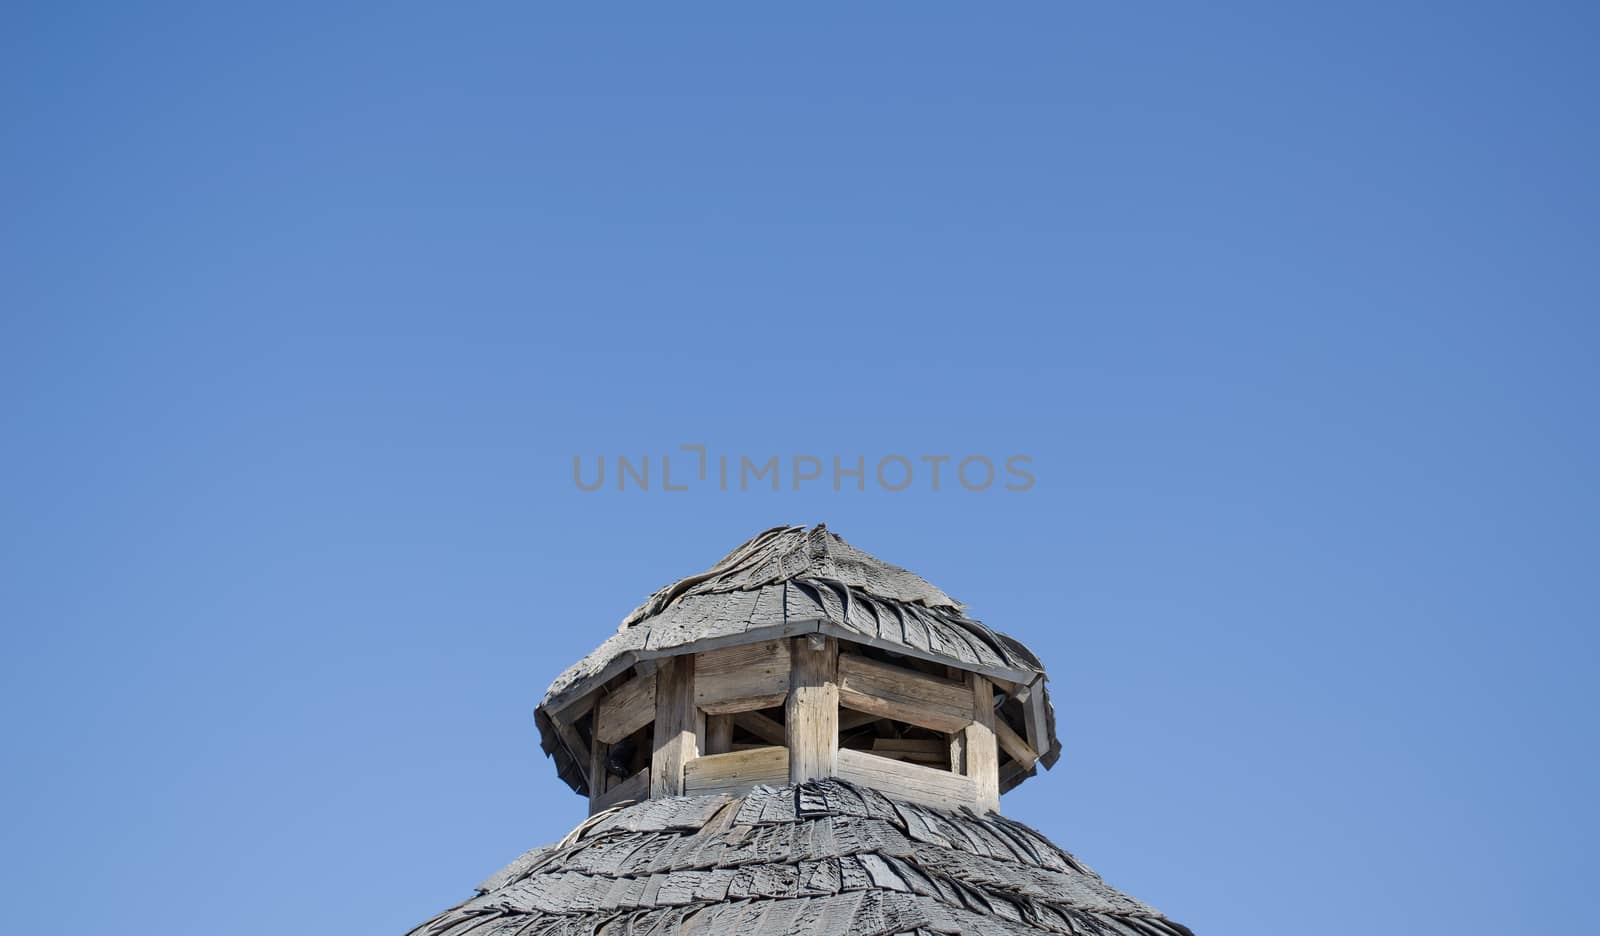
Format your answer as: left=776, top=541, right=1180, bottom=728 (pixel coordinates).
left=651, top=654, right=700, bottom=798
left=706, top=713, right=734, bottom=755
left=588, top=708, right=610, bottom=814
left=787, top=635, right=838, bottom=783
left=965, top=673, right=1001, bottom=813
left=947, top=666, right=967, bottom=773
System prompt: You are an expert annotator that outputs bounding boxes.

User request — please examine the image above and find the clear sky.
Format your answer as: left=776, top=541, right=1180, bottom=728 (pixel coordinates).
left=3, top=3, right=1596, bottom=934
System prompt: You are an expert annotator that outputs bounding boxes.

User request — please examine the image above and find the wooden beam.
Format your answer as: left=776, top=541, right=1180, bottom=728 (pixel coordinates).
left=549, top=713, right=592, bottom=792
left=706, top=713, right=734, bottom=755
left=651, top=655, right=700, bottom=798
left=593, top=766, right=648, bottom=812
left=837, top=653, right=974, bottom=734
left=594, top=671, right=656, bottom=745
left=683, top=746, right=789, bottom=796
left=994, top=715, right=1039, bottom=771
left=787, top=635, right=838, bottom=783
left=1020, top=677, right=1051, bottom=762
left=836, top=748, right=976, bottom=811
left=733, top=710, right=786, bottom=746
left=695, top=639, right=790, bottom=715
left=587, top=708, right=609, bottom=812
left=947, top=666, right=966, bottom=773
left=964, top=673, right=1001, bottom=813
left=700, top=692, right=788, bottom=716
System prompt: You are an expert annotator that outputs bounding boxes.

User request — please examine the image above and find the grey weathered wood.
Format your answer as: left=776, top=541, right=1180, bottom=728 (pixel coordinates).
left=592, top=766, right=648, bottom=812
left=994, top=713, right=1039, bottom=771
left=733, top=709, right=786, bottom=746
left=594, top=671, right=656, bottom=745
left=419, top=774, right=1194, bottom=936
left=1021, top=677, right=1050, bottom=756
left=588, top=708, right=610, bottom=813
left=550, top=714, right=592, bottom=791
left=964, top=673, right=1001, bottom=813
left=814, top=620, right=1037, bottom=686
left=835, top=748, right=977, bottom=810
left=695, top=638, right=791, bottom=715
left=787, top=636, right=839, bottom=783
left=837, top=653, right=974, bottom=734
left=651, top=655, right=699, bottom=798
left=947, top=665, right=967, bottom=773
left=682, top=746, right=789, bottom=796
left=706, top=713, right=734, bottom=755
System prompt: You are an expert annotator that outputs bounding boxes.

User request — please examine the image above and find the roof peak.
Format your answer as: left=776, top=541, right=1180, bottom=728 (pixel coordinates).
left=621, top=524, right=964, bottom=629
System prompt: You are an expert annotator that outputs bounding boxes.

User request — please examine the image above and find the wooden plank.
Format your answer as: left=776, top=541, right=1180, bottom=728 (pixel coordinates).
left=994, top=715, right=1039, bottom=771
left=787, top=635, right=838, bottom=783
left=593, top=766, right=648, bottom=812
left=700, top=692, right=788, bottom=716
left=594, top=671, right=657, bottom=745
left=551, top=686, right=599, bottom=724
left=837, top=654, right=974, bottom=734
left=836, top=747, right=976, bottom=810
left=682, top=746, right=789, bottom=796
left=588, top=708, right=610, bottom=812
left=695, top=639, right=790, bottom=715
left=947, top=666, right=967, bottom=773
left=733, top=710, right=786, bottom=746
left=651, top=655, right=699, bottom=798
left=551, top=715, right=591, bottom=791
left=964, top=674, right=1001, bottom=812
left=706, top=713, right=734, bottom=755
left=1021, top=677, right=1050, bottom=760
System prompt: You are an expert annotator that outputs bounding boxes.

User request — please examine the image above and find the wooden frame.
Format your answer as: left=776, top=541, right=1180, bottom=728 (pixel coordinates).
left=569, top=636, right=1024, bottom=814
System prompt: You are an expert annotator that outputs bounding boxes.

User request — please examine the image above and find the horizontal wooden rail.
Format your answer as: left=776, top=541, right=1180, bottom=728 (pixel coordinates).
left=593, top=767, right=649, bottom=812
left=837, top=654, right=974, bottom=734
left=696, top=639, right=790, bottom=715
left=836, top=748, right=976, bottom=810
left=594, top=672, right=656, bottom=745
left=683, top=746, right=790, bottom=797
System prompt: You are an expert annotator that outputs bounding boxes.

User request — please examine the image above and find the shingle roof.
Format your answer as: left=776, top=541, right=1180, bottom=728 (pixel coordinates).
left=536, top=526, right=1061, bottom=796
left=408, top=778, right=1192, bottom=936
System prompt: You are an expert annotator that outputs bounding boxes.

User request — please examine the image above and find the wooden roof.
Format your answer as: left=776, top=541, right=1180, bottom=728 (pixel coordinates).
left=408, top=778, right=1193, bottom=936
left=535, top=526, right=1062, bottom=798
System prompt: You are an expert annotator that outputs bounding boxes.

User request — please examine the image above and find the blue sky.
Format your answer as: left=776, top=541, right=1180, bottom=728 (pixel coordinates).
left=2, top=3, right=1596, bottom=934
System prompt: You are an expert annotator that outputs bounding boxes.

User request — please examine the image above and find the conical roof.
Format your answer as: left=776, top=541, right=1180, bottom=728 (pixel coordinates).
left=536, top=525, right=1061, bottom=797
left=409, top=778, right=1193, bottom=936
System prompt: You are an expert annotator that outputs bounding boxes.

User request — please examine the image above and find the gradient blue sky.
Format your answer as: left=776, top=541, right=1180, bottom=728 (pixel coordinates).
left=3, top=4, right=1596, bottom=934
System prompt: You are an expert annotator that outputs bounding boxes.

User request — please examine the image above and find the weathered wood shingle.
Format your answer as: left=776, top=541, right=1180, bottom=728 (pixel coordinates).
left=409, top=779, right=1191, bottom=936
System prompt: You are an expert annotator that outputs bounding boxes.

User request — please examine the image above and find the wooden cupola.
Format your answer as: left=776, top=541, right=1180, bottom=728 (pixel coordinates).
left=535, top=525, right=1060, bottom=814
